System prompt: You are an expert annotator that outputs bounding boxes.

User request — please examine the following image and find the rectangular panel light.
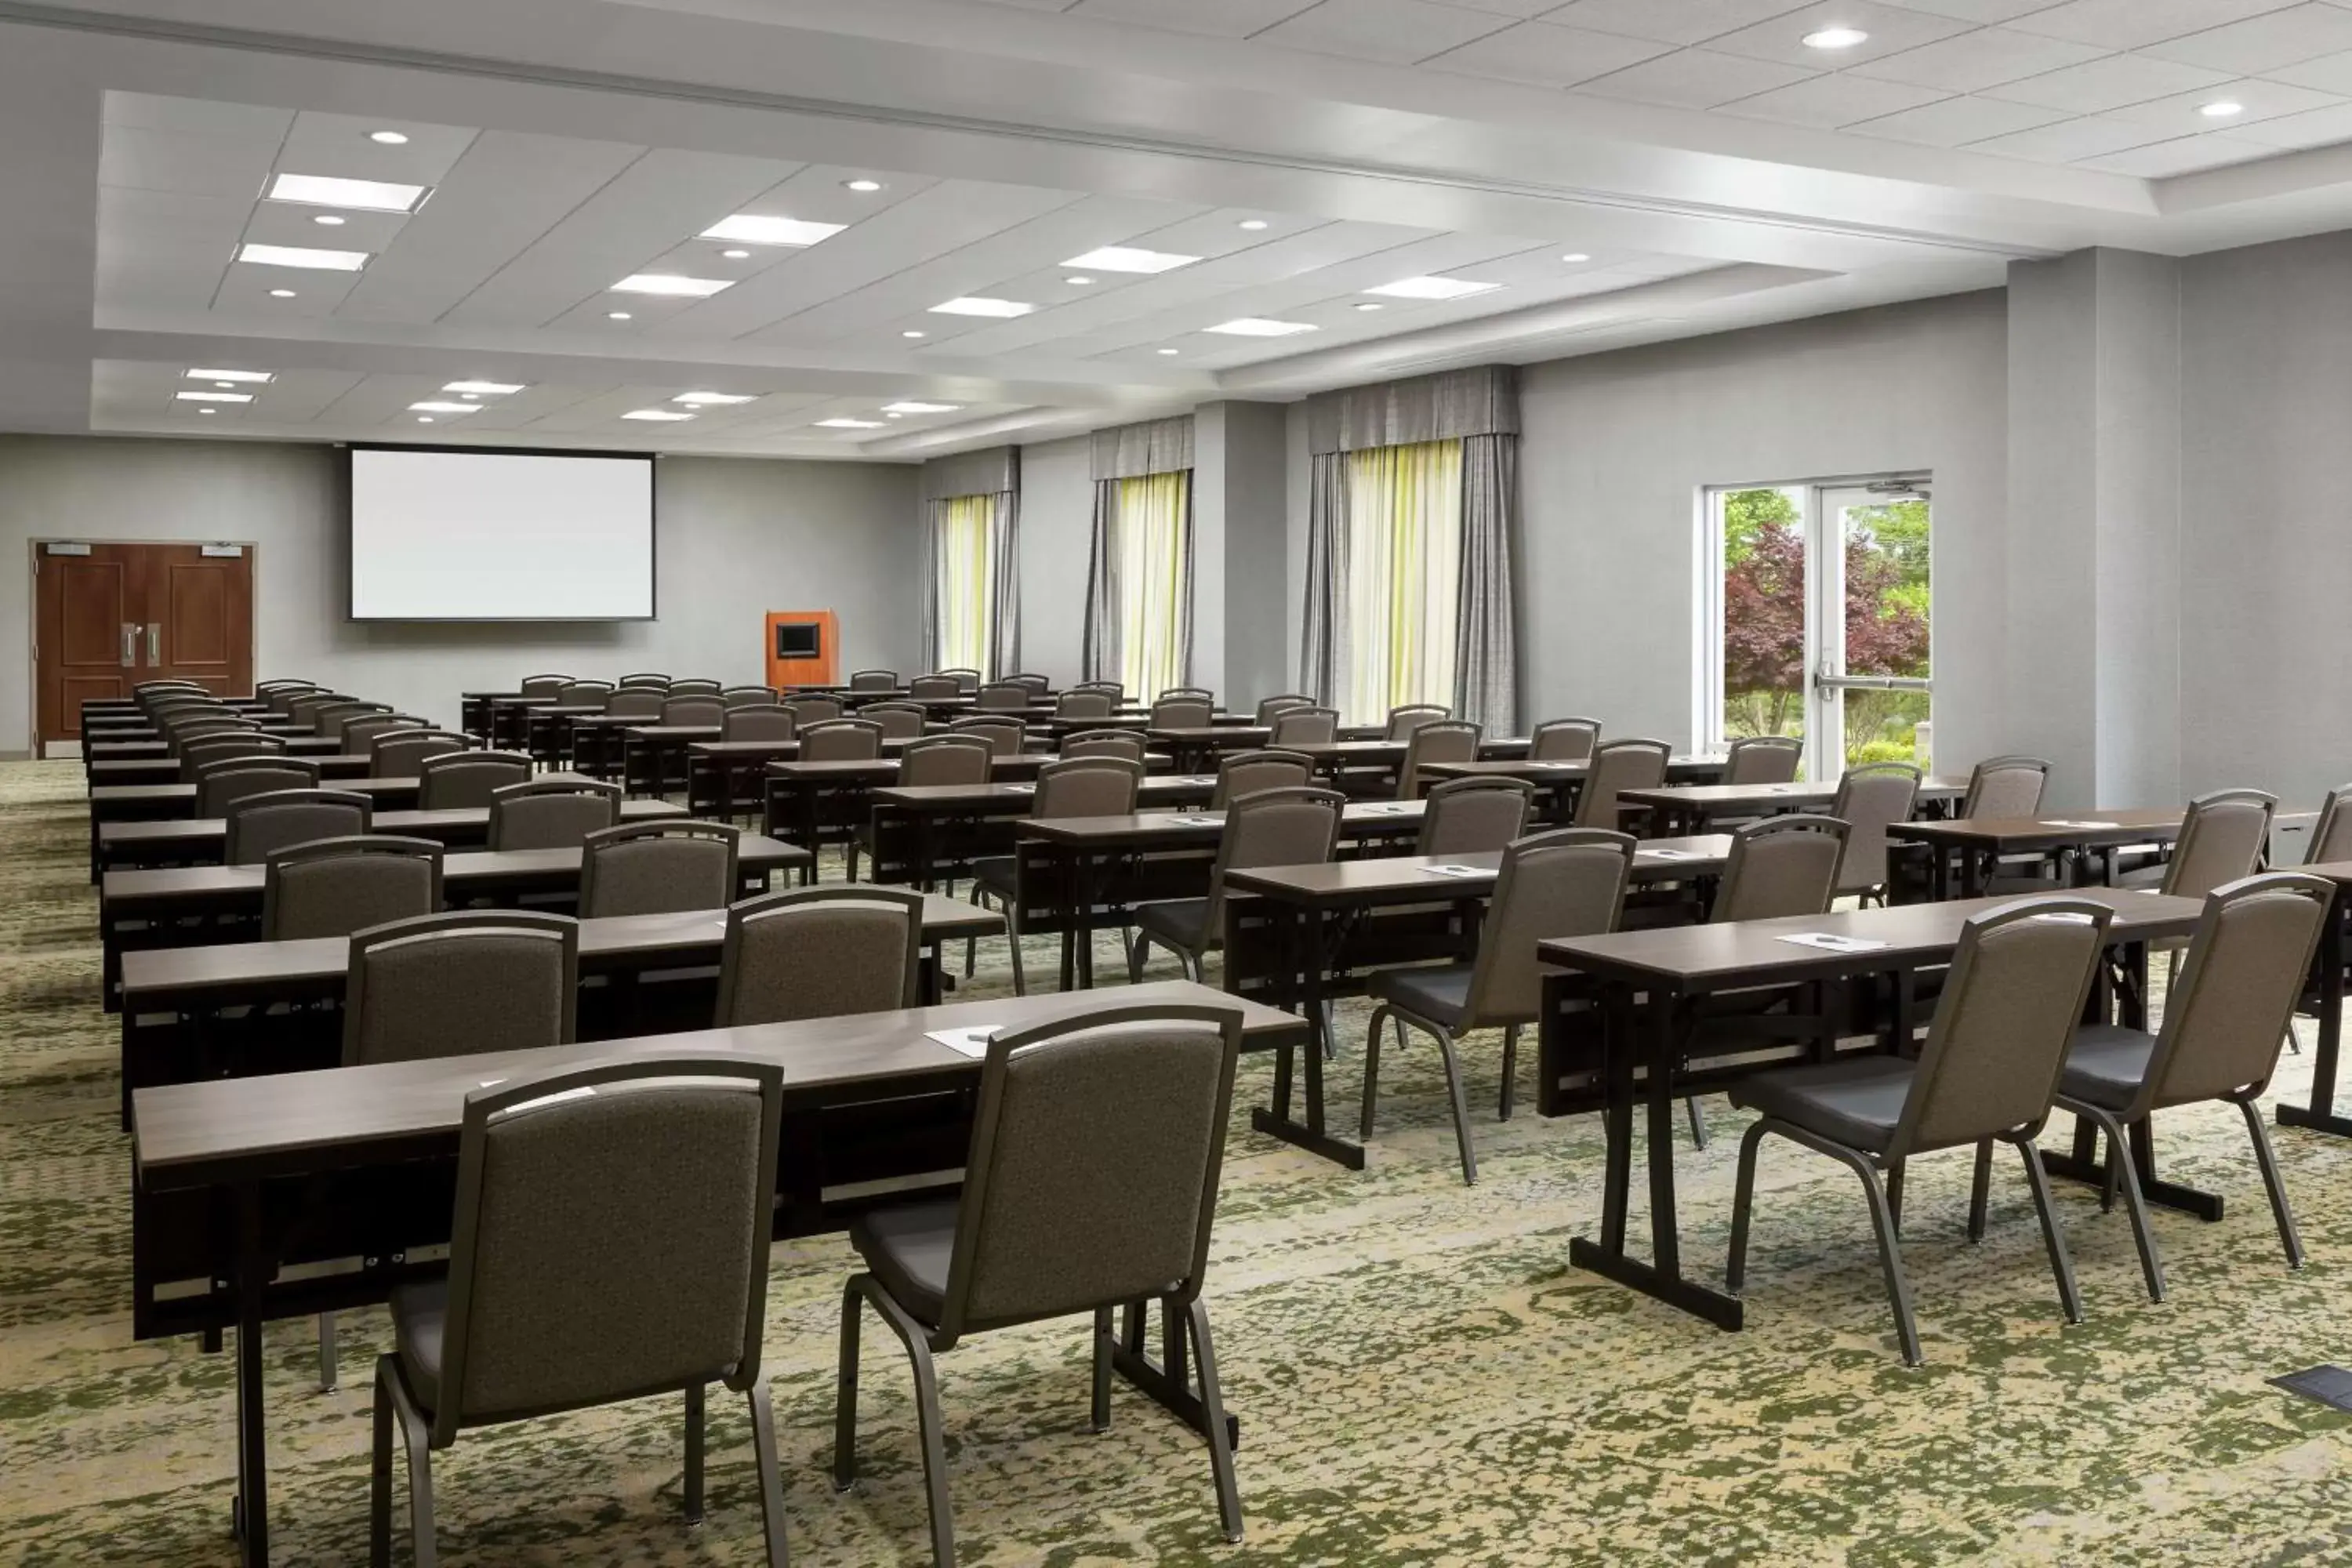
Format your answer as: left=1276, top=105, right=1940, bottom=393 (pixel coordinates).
left=238, top=242, right=368, bottom=271
left=443, top=381, right=525, bottom=395
left=1203, top=318, right=1319, bottom=336
left=611, top=274, right=733, bottom=297
left=176, top=390, right=252, bottom=403
left=622, top=408, right=695, bottom=421
left=187, top=368, right=274, bottom=383
left=673, top=391, right=757, bottom=405
left=1364, top=276, right=1500, bottom=300
left=1061, top=246, right=1199, bottom=274
left=929, top=297, right=1033, bottom=318
left=699, top=214, right=848, bottom=246
left=881, top=401, right=961, bottom=414
left=815, top=418, right=884, bottom=429
left=267, top=172, right=430, bottom=213
left=408, top=401, right=481, bottom=414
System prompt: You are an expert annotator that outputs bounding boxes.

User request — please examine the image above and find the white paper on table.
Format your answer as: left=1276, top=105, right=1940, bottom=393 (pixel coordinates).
left=1417, top=863, right=1487, bottom=878
left=1365, top=803, right=1413, bottom=814
left=1642, top=848, right=1704, bottom=861
left=1169, top=815, right=1221, bottom=827
left=1775, top=932, right=1890, bottom=953
left=2042, top=819, right=2118, bottom=829
left=1003, top=783, right=1034, bottom=793
left=926, top=1025, right=997, bottom=1058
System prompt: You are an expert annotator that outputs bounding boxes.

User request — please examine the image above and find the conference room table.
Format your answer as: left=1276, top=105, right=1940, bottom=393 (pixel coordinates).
left=93, top=797, right=688, bottom=874
left=131, top=977, right=1303, bottom=1568
left=867, top=776, right=1231, bottom=892
left=1887, top=809, right=2187, bottom=900
left=1534, top=888, right=2205, bottom=1333
left=1217, top=835, right=1736, bottom=1169
left=521, top=702, right=609, bottom=761
left=87, top=750, right=382, bottom=790
left=86, top=771, right=532, bottom=879
left=1621, top=775, right=1973, bottom=837
left=757, top=755, right=1157, bottom=869
left=82, top=717, right=312, bottom=745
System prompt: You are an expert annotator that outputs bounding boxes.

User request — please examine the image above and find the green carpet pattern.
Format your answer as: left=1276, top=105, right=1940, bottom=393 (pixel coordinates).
left=5, top=758, right=2352, bottom=1565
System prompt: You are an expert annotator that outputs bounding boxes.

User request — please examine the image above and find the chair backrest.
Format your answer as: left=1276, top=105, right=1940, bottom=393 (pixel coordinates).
left=798, top=719, right=883, bottom=762
left=1573, top=739, right=1671, bottom=829
left=286, top=692, right=347, bottom=724
left=1150, top=697, right=1214, bottom=730
left=419, top=750, right=534, bottom=811
left=1160, top=686, right=1214, bottom=702
left=1398, top=720, right=1480, bottom=800
left=943, top=668, right=982, bottom=693
left=1269, top=707, right=1339, bottom=747
left=315, top=701, right=394, bottom=742
left=661, top=695, right=726, bottom=728
left=896, top=735, right=994, bottom=786
left=518, top=674, right=571, bottom=699
left=785, top=696, right=844, bottom=726
left=261, top=834, right=443, bottom=939
left=1033, top=756, right=1142, bottom=818
left=1464, top=829, right=1636, bottom=1023
left=1207, top=786, right=1345, bottom=931
left=713, top=886, right=926, bottom=1026
left=1056, top=690, right=1116, bottom=718
left=430, top=1056, right=783, bottom=1442
left=169, top=717, right=260, bottom=753
left=140, top=678, right=208, bottom=697
left=667, top=678, right=723, bottom=696
left=617, top=673, right=670, bottom=689
left=371, top=730, right=470, bottom=780
left=2307, top=785, right=2352, bottom=866
left=1962, top=755, right=2051, bottom=820
left=2161, top=789, right=2277, bottom=900
left=604, top=689, right=665, bottom=719
left=1009, top=673, right=1051, bottom=695
left=1529, top=718, right=1602, bottom=763
left=2143, top=873, right=2336, bottom=1110
left=557, top=680, right=614, bottom=706
left=1415, top=775, right=1533, bottom=856
left=863, top=702, right=928, bottom=741
left=934, top=1004, right=1242, bottom=1339
left=195, top=757, right=321, bottom=817
left=1074, top=681, right=1124, bottom=699
left=578, top=820, right=740, bottom=917
left=225, top=789, right=370, bottom=866
left=1724, top=735, right=1804, bottom=786
left=1891, top=898, right=2114, bottom=1156
left=487, top=778, right=622, bottom=850
left=721, top=685, right=779, bottom=709
left=848, top=670, right=899, bottom=691
left=179, top=734, right=285, bottom=782
left=1061, top=729, right=1147, bottom=764
left=723, top=704, right=797, bottom=742
left=343, top=713, right=426, bottom=753
left=1210, top=750, right=1312, bottom=810
left=1385, top=704, right=1450, bottom=741
left=1830, top=762, right=1922, bottom=895
left=907, top=673, right=964, bottom=699
left=977, top=682, right=1033, bottom=711
left=1254, top=694, right=1314, bottom=724
left=342, top=911, right=579, bottom=1066
left=1711, top=815, right=1849, bottom=924
left=949, top=717, right=1025, bottom=757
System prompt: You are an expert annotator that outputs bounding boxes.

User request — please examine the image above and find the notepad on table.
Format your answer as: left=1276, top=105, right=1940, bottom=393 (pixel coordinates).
left=1417, top=863, right=1486, bottom=878
left=1642, top=848, right=1704, bottom=861
left=2042, top=819, right=2118, bottom=829
left=1776, top=932, right=1889, bottom=953
left=926, top=1025, right=997, bottom=1058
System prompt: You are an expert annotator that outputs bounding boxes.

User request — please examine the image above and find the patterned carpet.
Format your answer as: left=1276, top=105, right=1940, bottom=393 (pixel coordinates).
left=5, top=757, right=2352, bottom=1566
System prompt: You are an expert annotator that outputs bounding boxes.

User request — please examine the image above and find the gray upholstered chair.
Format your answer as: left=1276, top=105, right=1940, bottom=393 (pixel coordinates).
left=714, top=885, right=925, bottom=1025
left=487, top=778, right=621, bottom=851
left=1150, top=695, right=1214, bottom=730
left=1210, top=750, right=1312, bottom=808
left=260, top=835, right=443, bottom=940
left=908, top=673, right=964, bottom=700
left=722, top=685, right=779, bottom=708
left=1712, top=815, right=1849, bottom=924
left=1385, top=704, right=1450, bottom=740
left=1724, top=735, right=1803, bottom=786
left=977, top=681, right=1032, bottom=711
left=604, top=688, right=665, bottom=720
left=1269, top=706, right=1338, bottom=747
left=942, top=668, right=982, bottom=694
left=315, top=701, right=394, bottom=742
left=662, top=695, right=726, bottom=728
left=517, top=673, right=570, bottom=699
left=1074, top=680, right=1124, bottom=700
left=263, top=685, right=319, bottom=715
left=1061, top=730, right=1147, bottom=763
left=1008, top=673, right=1051, bottom=695
left=1131, top=786, right=1344, bottom=983
left=1160, top=685, right=1214, bottom=702
left=578, top=820, right=740, bottom=918
left=1254, top=694, right=1315, bottom=724
left=849, top=669, right=900, bottom=691
left=1831, top=763, right=1922, bottom=902
left=616, top=672, right=670, bottom=689
left=557, top=679, right=614, bottom=706
left=1415, top=775, right=1534, bottom=856
left=847, top=738, right=993, bottom=880
left=225, top=789, right=369, bottom=866
left=1962, top=755, right=2051, bottom=819
left=417, top=751, right=532, bottom=811
left=948, top=716, right=1025, bottom=757
left=723, top=705, right=796, bottom=742
left=1726, top=898, right=2115, bottom=1366
left=786, top=696, right=845, bottom=726
left=1363, top=829, right=1635, bottom=1179
left=834, top=1004, right=1247, bottom=1566
left=195, top=757, right=321, bottom=818
left=2305, top=785, right=2352, bottom=866
left=2056, top=873, right=2332, bottom=1301
left=799, top=720, right=884, bottom=762
left=973, top=757, right=1144, bottom=993
left=1529, top=718, right=1602, bottom=762
left=668, top=678, right=723, bottom=696
left=864, top=702, right=928, bottom=741
left=179, top=733, right=285, bottom=782
left=1397, top=720, right=1479, bottom=800
left=372, top=731, right=470, bottom=780
left=287, top=692, right=349, bottom=725
left=1573, top=739, right=1671, bottom=831
left=344, top=714, right=427, bottom=755
left=1056, top=689, right=1116, bottom=719
left=372, top=1058, right=790, bottom=1568
left=2121, top=788, right=2275, bottom=898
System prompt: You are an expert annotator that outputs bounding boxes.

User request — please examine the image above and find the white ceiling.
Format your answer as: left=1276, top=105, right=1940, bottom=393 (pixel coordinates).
left=9, top=0, right=2352, bottom=456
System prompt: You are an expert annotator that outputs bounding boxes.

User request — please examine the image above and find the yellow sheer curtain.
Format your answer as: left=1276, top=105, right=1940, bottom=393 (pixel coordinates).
left=935, top=492, right=996, bottom=673
left=1343, top=438, right=1462, bottom=727
left=1116, top=470, right=1189, bottom=697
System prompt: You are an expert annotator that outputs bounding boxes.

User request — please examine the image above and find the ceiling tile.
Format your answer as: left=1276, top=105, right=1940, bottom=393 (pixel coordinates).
left=1982, top=52, right=2233, bottom=110
left=277, top=113, right=477, bottom=187
left=1064, top=0, right=1322, bottom=36
left=1849, top=26, right=2113, bottom=90
left=103, top=92, right=292, bottom=141
left=2228, top=95, right=2352, bottom=141
left=1249, top=0, right=1518, bottom=62
left=1865, top=0, right=2072, bottom=20
left=1842, top=89, right=2074, bottom=140
left=1574, top=48, right=1823, bottom=106
left=1418, top=0, right=1573, bottom=16
left=2006, top=0, right=2303, bottom=49
left=100, top=124, right=285, bottom=200
left=1964, top=111, right=2170, bottom=158
left=1717, top=71, right=1955, bottom=125
left=2104, top=75, right=2345, bottom=133
left=2262, top=44, right=2352, bottom=92
left=2136, top=3, right=2352, bottom=74
left=2078, top=130, right=2276, bottom=171
left=1699, top=1, right=1979, bottom=67
left=1424, top=20, right=1677, bottom=85
left=1537, top=0, right=1814, bottom=46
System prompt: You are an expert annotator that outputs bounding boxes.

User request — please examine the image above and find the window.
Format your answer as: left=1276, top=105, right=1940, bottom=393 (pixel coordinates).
left=934, top=492, right=996, bottom=673
left=1702, top=477, right=1931, bottom=777
left=1115, top=470, right=1190, bottom=697
left=1343, top=438, right=1463, bottom=726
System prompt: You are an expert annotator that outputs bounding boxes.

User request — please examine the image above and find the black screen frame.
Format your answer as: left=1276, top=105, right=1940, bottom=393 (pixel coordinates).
left=774, top=622, right=822, bottom=659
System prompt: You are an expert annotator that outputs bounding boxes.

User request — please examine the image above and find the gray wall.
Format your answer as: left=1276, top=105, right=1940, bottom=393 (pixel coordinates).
left=1015, top=435, right=1094, bottom=688
left=1, top=435, right=921, bottom=746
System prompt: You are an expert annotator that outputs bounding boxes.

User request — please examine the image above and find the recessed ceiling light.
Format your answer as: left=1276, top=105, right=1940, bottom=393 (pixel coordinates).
left=673, top=390, right=757, bottom=405
left=267, top=172, right=429, bottom=213
left=238, top=242, right=368, bottom=272
left=1561, top=252, right=1592, bottom=263
left=443, top=381, right=524, bottom=395
left=199, top=408, right=216, bottom=415
left=1366, top=276, right=1499, bottom=300
left=815, top=417, right=884, bottom=429
left=416, top=416, right=433, bottom=423
left=216, top=381, right=236, bottom=389
left=1062, top=246, right=1200, bottom=274
left=313, top=214, right=346, bottom=227
left=720, top=249, right=751, bottom=260
left=612, top=273, right=733, bottom=297
left=699, top=214, right=848, bottom=247
left=901, top=329, right=927, bottom=339
left=1354, top=303, right=1383, bottom=312
left=1238, top=219, right=1269, bottom=231
left=886, top=412, right=903, bottom=419
left=408, top=401, right=480, bottom=414
left=368, top=130, right=410, bottom=145
left=608, top=310, right=633, bottom=321
left=1802, top=25, right=1867, bottom=49
left=176, top=390, right=252, bottom=403
left=1065, top=275, right=1094, bottom=286
left=882, top=401, right=961, bottom=414
left=187, top=368, right=274, bottom=383
left=1204, top=318, right=1319, bottom=337
left=269, top=288, right=297, bottom=298
left=843, top=179, right=884, bottom=193
left=2201, top=100, right=2245, bottom=118
left=930, top=296, right=1034, bottom=318
left=622, top=409, right=695, bottom=421
left=1156, top=347, right=1181, bottom=356
left=460, top=393, right=478, bottom=401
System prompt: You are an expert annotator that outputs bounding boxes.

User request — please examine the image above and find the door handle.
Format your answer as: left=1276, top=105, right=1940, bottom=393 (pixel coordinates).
left=121, top=624, right=136, bottom=668
left=147, top=623, right=161, bottom=666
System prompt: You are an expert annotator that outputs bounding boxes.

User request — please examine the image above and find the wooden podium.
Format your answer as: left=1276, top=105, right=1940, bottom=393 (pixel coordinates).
left=764, top=611, right=838, bottom=688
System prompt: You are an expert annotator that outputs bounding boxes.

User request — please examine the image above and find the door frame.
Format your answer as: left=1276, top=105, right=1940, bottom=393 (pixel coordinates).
left=27, top=537, right=260, bottom=757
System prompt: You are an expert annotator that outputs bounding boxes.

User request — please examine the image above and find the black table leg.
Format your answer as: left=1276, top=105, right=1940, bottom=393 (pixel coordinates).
left=1104, top=1297, right=1239, bottom=1448
left=2281, top=890, right=2352, bottom=1136
left=234, top=1181, right=270, bottom=1566
left=1074, top=849, right=1096, bottom=990
left=1250, top=903, right=1364, bottom=1169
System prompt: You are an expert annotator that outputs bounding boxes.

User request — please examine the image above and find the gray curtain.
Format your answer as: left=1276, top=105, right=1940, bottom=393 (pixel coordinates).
left=1083, top=416, right=1196, bottom=685
left=1455, top=433, right=1518, bottom=733
left=920, top=446, right=1021, bottom=677
left=1306, top=365, right=1518, bottom=456
left=1081, top=479, right=1120, bottom=683
left=1091, top=416, right=1193, bottom=480
left=1298, top=452, right=1349, bottom=709
left=987, top=482, right=1020, bottom=680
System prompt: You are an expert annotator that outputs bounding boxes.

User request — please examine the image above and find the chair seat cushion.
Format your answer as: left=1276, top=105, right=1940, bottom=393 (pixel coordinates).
left=1368, top=964, right=1474, bottom=1030
left=1727, top=1055, right=1915, bottom=1153
left=1135, top=898, right=1213, bottom=953
left=2059, top=1023, right=2157, bottom=1112
left=389, top=1279, right=449, bottom=1414
left=850, top=1199, right=960, bottom=1328
left=971, top=857, right=1016, bottom=898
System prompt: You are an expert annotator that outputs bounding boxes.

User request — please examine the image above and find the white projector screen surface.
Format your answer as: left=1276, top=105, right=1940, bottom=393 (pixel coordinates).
left=349, top=448, right=655, bottom=620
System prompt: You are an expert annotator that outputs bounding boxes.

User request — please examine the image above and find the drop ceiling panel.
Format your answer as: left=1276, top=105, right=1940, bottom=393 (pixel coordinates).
left=104, top=92, right=294, bottom=143
left=1846, top=26, right=2111, bottom=89
left=1250, top=0, right=1517, bottom=64
left=2231, top=97, right=2352, bottom=144
left=2078, top=130, right=2274, bottom=172
left=100, top=124, right=284, bottom=201
left=1719, top=72, right=1955, bottom=126
left=2138, top=3, right=2352, bottom=74
left=1980, top=52, right=2233, bottom=111
left=1966, top=111, right=2171, bottom=158
left=1424, top=22, right=1679, bottom=88
left=1064, top=0, right=1322, bottom=35
left=97, top=187, right=250, bottom=314
left=2005, top=0, right=2303, bottom=49
left=1703, top=1, right=1978, bottom=67
left=274, top=112, right=479, bottom=187
left=2105, top=77, right=2345, bottom=135
left=1541, top=0, right=1819, bottom=48
left=242, top=201, right=411, bottom=256
left=1576, top=49, right=1823, bottom=108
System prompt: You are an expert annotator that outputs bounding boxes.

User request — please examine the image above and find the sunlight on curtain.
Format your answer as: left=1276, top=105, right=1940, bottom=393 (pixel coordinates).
left=1116, top=470, right=1189, bottom=697
left=935, top=492, right=996, bottom=673
left=1343, top=439, right=1462, bottom=727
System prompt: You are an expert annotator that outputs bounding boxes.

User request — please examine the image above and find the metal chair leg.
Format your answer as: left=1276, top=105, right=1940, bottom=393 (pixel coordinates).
left=903, top=1328, right=956, bottom=1568
left=1091, top=1307, right=1115, bottom=1432
left=386, top=1363, right=439, bottom=1568
left=832, top=1279, right=865, bottom=1493
left=683, top=1381, right=706, bottom=1525
left=2285, top=1018, right=2304, bottom=1056
left=1838, top=1148, right=1923, bottom=1367
left=1127, top=932, right=1149, bottom=984
left=1886, top=1158, right=1907, bottom=1237
left=2240, top=1096, right=2306, bottom=1269
left=1320, top=1002, right=1338, bottom=1060
left=844, top=1279, right=956, bottom=1568
left=1430, top=1025, right=1479, bottom=1185
left=1359, top=1006, right=1389, bottom=1141
left=2082, top=1105, right=2165, bottom=1302
left=1007, top=927, right=1028, bottom=995
left=370, top=1359, right=394, bottom=1568
left=1498, top=1023, right=1519, bottom=1121
left=318, top=1312, right=338, bottom=1391
left=745, top=1377, right=793, bottom=1568
left=1726, top=1120, right=1771, bottom=1294
left=1186, top=1298, right=1246, bottom=1544
left=1966, top=1139, right=1992, bottom=1243
left=1685, top=1095, right=1709, bottom=1149
left=2013, top=1134, right=2086, bottom=1324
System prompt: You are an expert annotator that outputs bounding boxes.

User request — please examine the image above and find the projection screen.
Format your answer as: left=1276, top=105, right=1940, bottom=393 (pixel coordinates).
left=348, top=448, right=656, bottom=620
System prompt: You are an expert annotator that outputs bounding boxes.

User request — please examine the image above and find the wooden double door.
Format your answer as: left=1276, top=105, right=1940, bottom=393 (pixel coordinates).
left=34, top=542, right=254, bottom=750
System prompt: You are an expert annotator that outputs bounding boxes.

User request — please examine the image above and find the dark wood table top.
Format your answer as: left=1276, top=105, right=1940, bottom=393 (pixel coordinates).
left=2299, top=858, right=2352, bottom=888
left=622, top=724, right=725, bottom=740
left=1621, top=775, right=1973, bottom=812
left=132, top=978, right=1305, bottom=1186
left=1224, top=835, right=1735, bottom=908
left=873, top=776, right=1221, bottom=812
left=93, top=770, right=611, bottom=815
left=1886, top=808, right=2187, bottom=852
left=1016, top=798, right=1427, bottom=848
left=89, top=751, right=379, bottom=785
left=96, top=797, right=685, bottom=855
left=1417, top=753, right=1725, bottom=784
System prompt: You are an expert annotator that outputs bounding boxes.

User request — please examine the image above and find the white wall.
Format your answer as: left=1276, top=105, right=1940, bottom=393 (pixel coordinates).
left=1, top=435, right=921, bottom=747
left=1015, top=435, right=1094, bottom=688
